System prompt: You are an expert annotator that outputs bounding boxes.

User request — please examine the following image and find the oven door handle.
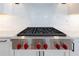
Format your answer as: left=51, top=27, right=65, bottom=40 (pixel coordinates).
left=72, top=42, right=74, bottom=52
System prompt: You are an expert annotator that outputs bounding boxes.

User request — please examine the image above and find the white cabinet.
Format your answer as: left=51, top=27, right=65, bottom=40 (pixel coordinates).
left=0, top=39, right=13, bottom=56
left=14, top=50, right=38, bottom=56
left=44, top=50, right=70, bottom=56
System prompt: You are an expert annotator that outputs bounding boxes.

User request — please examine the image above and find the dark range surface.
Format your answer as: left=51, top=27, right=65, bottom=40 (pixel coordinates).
left=17, top=27, right=66, bottom=36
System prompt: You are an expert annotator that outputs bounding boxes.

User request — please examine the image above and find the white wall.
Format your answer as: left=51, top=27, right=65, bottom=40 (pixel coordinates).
left=0, top=3, right=31, bottom=37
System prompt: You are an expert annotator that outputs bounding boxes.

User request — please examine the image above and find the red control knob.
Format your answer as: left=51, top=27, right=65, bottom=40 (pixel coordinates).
left=62, top=43, right=68, bottom=49
left=54, top=43, right=60, bottom=49
left=43, top=43, right=48, bottom=49
left=17, top=43, right=21, bottom=49
left=24, top=43, right=28, bottom=49
left=40, top=32, right=43, bottom=35
left=36, top=43, right=41, bottom=49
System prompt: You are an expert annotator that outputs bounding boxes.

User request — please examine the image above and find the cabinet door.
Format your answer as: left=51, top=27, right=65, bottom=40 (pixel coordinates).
left=44, top=50, right=65, bottom=56
left=0, top=39, right=13, bottom=56
left=14, top=50, right=38, bottom=56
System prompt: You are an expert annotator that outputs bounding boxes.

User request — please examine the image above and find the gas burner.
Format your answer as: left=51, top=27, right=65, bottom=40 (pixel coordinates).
left=17, top=27, right=66, bottom=36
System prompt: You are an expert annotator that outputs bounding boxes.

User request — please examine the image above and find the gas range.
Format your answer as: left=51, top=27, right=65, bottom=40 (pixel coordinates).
left=11, top=27, right=74, bottom=51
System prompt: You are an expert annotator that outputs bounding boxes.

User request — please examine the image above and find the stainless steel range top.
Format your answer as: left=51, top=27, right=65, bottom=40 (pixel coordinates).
left=11, top=27, right=74, bottom=51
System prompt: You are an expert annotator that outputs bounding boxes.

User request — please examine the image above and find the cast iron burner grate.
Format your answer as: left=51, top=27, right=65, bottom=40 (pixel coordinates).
left=17, top=27, right=66, bottom=36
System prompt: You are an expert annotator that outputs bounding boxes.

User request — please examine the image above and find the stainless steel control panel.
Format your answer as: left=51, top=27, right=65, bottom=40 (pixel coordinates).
left=11, top=39, right=73, bottom=51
